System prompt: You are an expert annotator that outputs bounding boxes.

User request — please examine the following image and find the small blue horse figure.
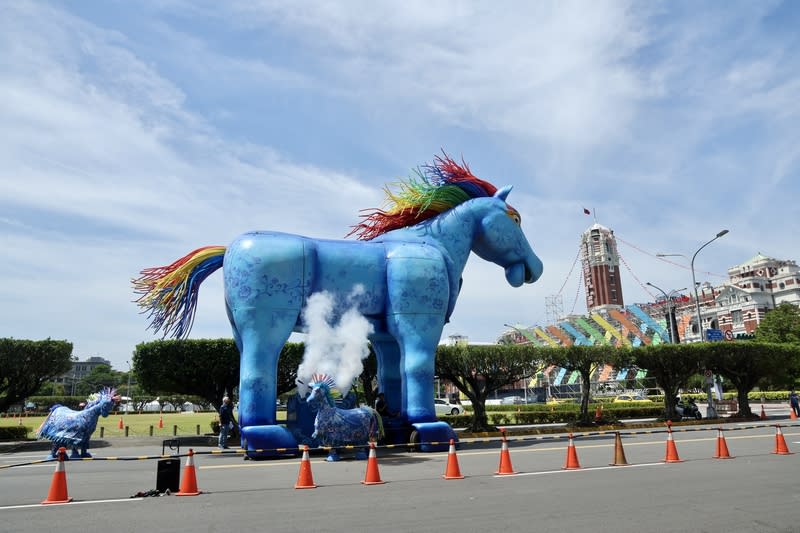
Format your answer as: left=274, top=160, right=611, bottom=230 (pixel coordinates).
left=134, top=154, right=543, bottom=456
left=305, top=374, right=383, bottom=462
left=37, top=388, right=120, bottom=459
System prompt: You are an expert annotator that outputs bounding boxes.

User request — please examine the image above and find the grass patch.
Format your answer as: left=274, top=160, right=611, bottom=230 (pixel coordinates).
left=0, top=410, right=287, bottom=439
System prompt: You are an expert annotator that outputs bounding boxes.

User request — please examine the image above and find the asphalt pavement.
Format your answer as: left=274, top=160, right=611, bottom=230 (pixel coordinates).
left=1, top=414, right=799, bottom=533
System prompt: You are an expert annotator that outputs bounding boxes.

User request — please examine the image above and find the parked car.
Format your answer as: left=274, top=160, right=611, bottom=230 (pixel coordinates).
left=434, top=398, right=466, bottom=415
left=613, top=394, right=653, bottom=403
left=500, top=396, right=524, bottom=405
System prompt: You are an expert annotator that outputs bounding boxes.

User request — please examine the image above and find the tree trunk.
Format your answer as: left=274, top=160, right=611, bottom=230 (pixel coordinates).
left=736, top=388, right=752, bottom=417
left=469, top=394, right=492, bottom=432
left=579, top=370, right=591, bottom=423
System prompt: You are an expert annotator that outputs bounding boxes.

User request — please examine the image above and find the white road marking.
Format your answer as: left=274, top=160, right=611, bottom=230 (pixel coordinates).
left=0, top=498, right=145, bottom=511
left=495, top=462, right=667, bottom=477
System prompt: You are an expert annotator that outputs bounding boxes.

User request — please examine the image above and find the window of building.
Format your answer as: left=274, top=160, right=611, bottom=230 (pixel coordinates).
left=732, top=310, right=743, bottom=325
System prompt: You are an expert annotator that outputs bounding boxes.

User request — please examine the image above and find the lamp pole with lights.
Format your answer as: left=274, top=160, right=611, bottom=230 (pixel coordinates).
left=658, top=229, right=729, bottom=419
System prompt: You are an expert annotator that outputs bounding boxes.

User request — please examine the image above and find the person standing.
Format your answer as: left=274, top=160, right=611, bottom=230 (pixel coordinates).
left=790, top=389, right=800, bottom=418
left=218, top=396, right=236, bottom=449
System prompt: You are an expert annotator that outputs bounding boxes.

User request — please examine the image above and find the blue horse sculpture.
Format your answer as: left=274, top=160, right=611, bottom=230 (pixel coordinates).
left=37, top=388, right=119, bottom=459
left=134, top=154, right=543, bottom=456
left=305, top=374, right=383, bottom=461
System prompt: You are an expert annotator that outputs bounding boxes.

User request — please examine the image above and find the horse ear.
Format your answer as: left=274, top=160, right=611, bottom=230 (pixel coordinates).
left=494, top=185, right=513, bottom=201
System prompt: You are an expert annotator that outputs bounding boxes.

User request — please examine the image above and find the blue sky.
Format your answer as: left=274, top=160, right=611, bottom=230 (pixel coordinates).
left=2, top=1, right=798, bottom=371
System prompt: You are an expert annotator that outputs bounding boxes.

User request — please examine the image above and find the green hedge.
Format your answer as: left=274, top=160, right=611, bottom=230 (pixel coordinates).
left=0, top=426, right=30, bottom=441
left=25, top=396, right=87, bottom=411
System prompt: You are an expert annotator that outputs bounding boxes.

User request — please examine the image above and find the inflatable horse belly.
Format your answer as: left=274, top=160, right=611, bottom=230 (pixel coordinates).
left=309, top=239, right=387, bottom=317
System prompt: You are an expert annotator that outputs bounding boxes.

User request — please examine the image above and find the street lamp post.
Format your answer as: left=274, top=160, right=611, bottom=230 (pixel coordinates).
left=645, top=282, right=687, bottom=344
left=658, top=229, right=729, bottom=419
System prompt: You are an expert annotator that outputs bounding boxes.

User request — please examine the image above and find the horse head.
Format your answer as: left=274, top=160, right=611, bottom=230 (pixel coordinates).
left=86, top=387, right=119, bottom=418
left=305, top=375, right=337, bottom=410
left=470, top=186, right=543, bottom=287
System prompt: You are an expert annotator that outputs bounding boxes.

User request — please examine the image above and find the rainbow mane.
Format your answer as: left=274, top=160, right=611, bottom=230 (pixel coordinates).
left=348, top=153, right=499, bottom=240
left=132, top=246, right=226, bottom=338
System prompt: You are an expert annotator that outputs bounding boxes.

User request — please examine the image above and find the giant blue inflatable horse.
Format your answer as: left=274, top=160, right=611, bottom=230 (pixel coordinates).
left=134, top=154, right=543, bottom=456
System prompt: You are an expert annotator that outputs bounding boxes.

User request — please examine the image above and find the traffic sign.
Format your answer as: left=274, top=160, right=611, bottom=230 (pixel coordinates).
left=723, top=330, right=734, bottom=341
left=706, top=329, right=724, bottom=342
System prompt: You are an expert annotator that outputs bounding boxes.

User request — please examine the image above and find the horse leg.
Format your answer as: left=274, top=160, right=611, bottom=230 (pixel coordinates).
left=371, top=337, right=403, bottom=415
left=225, top=233, right=306, bottom=458
left=80, top=437, right=92, bottom=458
left=70, top=445, right=81, bottom=460
left=234, top=310, right=297, bottom=457
left=326, top=448, right=341, bottom=462
left=388, top=313, right=457, bottom=452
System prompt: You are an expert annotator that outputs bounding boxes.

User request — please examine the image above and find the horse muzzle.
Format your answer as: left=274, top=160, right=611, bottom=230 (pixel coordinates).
left=505, top=256, right=543, bottom=287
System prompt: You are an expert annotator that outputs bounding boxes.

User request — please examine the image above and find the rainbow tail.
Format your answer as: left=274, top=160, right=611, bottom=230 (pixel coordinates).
left=132, top=246, right=226, bottom=338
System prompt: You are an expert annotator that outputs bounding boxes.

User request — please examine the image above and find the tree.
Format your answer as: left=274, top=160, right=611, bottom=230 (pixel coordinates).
left=706, top=342, right=800, bottom=416
left=756, top=302, right=800, bottom=344
left=631, top=343, right=704, bottom=420
left=134, top=339, right=306, bottom=409
left=547, top=345, right=623, bottom=424
left=75, top=364, right=124, bottom=396
left=134, top=339, right=240, bottom=410
left=0, top=338, right=73, bottom=412
left=276, top=343, right=304, bottom=397
left=435, top=344, right=542, bottom=432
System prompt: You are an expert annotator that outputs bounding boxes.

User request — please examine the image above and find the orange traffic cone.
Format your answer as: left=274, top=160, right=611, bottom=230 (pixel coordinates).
left=158, top=416, right=164, bottom=429
left=772, top=425, right=793, bottom=455
left=361, top=441, right=385, bottom=485
left=664, top=425, right=683, bottom=463
left=496, top=433, right=518, bottom=475
left=594, top=404, right=603, bottom=423
left=713, top=427, right=734, bottom=459
left=609, top=432, right=630, bottom=466
left=294, top=445, right=317, bottom=489
left=760, top=405, right=767, bottom=420
left=563, top=433, right=581, bottom=470
left=42, top=448, right=72, bottom=504
left=118, top=417, right=124, bottom=429
left=176, top=449, right=201, bottom=496
left=790, top=409, right=798, bottom=421
left=443, top=439, right=464, bottom=479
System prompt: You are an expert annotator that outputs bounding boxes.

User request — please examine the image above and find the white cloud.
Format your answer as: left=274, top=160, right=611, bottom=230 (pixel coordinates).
left=1, top=1, right=798, bottom=370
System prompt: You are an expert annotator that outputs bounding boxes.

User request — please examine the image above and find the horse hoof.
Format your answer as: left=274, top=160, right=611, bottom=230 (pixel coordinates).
left=326, top=452, right=340, bottom=462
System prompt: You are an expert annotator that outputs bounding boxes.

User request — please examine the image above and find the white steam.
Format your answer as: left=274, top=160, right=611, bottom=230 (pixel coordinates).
left=296, top=286, right=373, bottom=397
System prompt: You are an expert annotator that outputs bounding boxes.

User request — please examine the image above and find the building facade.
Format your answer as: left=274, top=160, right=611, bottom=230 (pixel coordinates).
left=53, top=356, right=113, bottom=394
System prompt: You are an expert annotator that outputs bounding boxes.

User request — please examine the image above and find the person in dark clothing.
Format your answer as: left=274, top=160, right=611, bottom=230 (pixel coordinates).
left=218, top=396, right=236, bottom=449
left=375, top=392, right=396, bottom=417
left=790, top=389, right=800, bottom=417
